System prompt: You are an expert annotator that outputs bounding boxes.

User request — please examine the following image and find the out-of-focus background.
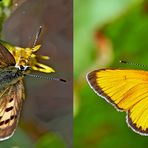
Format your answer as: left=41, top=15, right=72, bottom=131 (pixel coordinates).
left=0, top=0, right=72, bottom=147
left=74, top=0, right=148, bottom=148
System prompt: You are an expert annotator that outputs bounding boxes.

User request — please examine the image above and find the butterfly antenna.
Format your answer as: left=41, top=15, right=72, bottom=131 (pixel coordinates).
left=32, top=25, right=42, bottom=48
left=120, top=60, right=148, bottom=67
left=26, top=26, right=42, bottom=65
left=26, top=73, right=66, bottom=82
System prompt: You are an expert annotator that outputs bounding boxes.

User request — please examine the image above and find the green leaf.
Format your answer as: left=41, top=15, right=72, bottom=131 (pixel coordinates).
left=36, top=133, right=66, bottom=148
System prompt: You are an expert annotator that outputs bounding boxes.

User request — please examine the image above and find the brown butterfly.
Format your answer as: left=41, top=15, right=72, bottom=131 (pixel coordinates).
left=0, top=43, right=26, bottom=141
left=0, top=26, right=42, bottom=141
left=0, top=26, right=66, bottom=141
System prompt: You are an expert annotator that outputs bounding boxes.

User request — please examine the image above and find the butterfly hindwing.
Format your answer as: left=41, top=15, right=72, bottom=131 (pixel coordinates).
left=0, top=80, right=24, bottom=140
left=87, top=69, right=148, bottom=135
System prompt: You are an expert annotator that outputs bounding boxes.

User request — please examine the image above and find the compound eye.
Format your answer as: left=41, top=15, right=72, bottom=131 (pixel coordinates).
left=25, top=66, right=31, bottom=70
left=20, top=65, right=24, bottom=71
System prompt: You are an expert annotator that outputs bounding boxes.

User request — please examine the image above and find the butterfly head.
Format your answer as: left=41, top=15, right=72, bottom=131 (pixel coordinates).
left=15, top=65, right=31, bottom=72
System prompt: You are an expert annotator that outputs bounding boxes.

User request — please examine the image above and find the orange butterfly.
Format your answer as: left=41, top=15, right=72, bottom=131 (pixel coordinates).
left=87, top=68, right=148, bottom=135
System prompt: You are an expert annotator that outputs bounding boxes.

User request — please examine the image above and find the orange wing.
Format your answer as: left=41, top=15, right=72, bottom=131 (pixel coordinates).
left=87, top=69, right=148, bottom=135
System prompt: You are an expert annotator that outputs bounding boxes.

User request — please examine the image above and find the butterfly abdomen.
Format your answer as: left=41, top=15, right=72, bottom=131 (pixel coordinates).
left=0, top=66, right=23, bottom=90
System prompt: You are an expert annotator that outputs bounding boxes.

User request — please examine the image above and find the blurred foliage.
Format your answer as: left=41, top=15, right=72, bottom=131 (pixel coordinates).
left=74, top=0, right=148, bottom=148
left=0, top=0, right=11, bottom=36
left=36, top=133, right=66, bottom=148
left=0, top=129, right=66, bottom=148
left=0, top=129, right=33, bottom=148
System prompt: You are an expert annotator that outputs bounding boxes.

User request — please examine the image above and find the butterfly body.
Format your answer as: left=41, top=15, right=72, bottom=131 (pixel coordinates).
left=0, top=66, right=24, bottom=90
left=86, top=68, right=148, bottom=135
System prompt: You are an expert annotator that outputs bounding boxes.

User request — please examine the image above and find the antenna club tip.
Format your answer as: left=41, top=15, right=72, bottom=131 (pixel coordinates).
left=120, top=60, right=127, bottom=63
left=60, top=79, right=67, bottom=82
left=39, top=25, right=43, bottom=28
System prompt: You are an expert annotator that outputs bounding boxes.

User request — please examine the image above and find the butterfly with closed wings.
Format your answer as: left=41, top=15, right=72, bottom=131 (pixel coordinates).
left=0, top=43, right=26, bottom=140
left=0, top=26, right=66, bottom=141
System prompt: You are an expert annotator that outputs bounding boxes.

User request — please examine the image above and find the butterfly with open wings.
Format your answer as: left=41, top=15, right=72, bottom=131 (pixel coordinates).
left=87, top=68, right=148, bottom=136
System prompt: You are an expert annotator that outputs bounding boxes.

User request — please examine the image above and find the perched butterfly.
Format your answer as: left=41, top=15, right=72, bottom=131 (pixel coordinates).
left=0, top=26, right=66, bottom=141
left=86, top=67, right=148, bottom=136
left=0, top=43, right=26, bottom=140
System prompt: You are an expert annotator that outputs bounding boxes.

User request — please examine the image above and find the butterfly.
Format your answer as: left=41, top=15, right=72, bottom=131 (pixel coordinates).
left=0, top=27, right=66, bottom=141
left=0, top=42, right=28, bottom=140
left=86, top=68, right=148, bottom=135
left=0, top=27, right=44, bottom=141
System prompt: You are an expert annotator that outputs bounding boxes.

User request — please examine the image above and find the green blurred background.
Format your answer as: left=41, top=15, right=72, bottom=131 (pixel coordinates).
left=74, top=0, right=148, bottom=148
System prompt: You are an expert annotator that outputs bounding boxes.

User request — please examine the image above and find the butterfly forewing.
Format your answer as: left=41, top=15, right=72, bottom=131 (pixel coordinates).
left=0, top=80, right=24, bottom=140
left=87, top=69, right=148, bottom=135
left=0, top=43, right=15, bottom=67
